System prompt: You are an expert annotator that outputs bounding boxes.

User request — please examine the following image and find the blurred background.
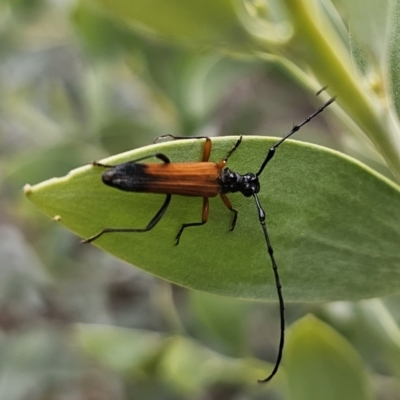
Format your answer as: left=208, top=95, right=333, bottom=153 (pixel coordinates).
left=2, top=0, right=400, bottom=399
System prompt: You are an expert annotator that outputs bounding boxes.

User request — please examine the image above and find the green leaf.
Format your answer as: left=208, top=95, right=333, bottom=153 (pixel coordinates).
left=388, top=0, right=400, bottom=122
left=75, top=324, right=271, bottom=390
left=158, top=336, right=268, bottom=392
left=349, top=29, right=369, bottom=76
left=189, top=291, right=251, bottom=356
left=75, top=324, right=164, bottom=373
left=334, top=0, right=390, bottom=61
left=359, top=299, right=400, bottom=378
left=281, top=0, right=400, bottom=179
left=285, top=315, right=373, bottom=400
left=25, top=137, right=400, bottom=301
left=84, top=0, right=248, bottom=47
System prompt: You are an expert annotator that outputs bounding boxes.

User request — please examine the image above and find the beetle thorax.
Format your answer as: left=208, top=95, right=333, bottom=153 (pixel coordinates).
left=219, top=168, right=260, bottom=197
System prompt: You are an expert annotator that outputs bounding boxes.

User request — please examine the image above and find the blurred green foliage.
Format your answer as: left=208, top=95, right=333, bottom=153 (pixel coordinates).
left=2, top=0, right=400, bottom=399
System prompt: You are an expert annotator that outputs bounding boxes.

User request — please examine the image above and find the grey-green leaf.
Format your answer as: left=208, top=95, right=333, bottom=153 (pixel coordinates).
left=86, top=0, right=248, bottom=48
left=388, top=0, right=400, bottom=121
left=349, top=29, right=369, bottom=76
left=285, top=315, right=373, bottom=400
left=25, top=137, right=400, bottom=302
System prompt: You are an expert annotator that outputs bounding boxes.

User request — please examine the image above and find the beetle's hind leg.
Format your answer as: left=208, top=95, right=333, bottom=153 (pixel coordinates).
left=82, top=194, right=171, bottom=243
left=90, top=153, right=171, bottom=168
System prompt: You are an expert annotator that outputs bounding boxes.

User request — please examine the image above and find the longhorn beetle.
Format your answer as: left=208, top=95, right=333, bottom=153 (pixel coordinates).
left=83, top=96, right=335, bottom=382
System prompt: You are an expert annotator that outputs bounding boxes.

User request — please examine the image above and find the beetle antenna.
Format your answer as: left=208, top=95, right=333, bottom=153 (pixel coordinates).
left=256, top=97, right=336, bottom=177
left=316, top=86, right=328, bottom=96
left=253, top=193, right=285, bottom=383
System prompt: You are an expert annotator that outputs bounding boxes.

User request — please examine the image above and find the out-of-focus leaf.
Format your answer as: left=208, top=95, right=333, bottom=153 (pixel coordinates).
left=359, top=299, right=400, bottom=378
left=72, top=2, right=141, bottom=58
left=0, top=225, right=49, bottom=307
left=75, top=324, right=164, bottom=373
left=333, top=0, right=390, bottom=60
left=75, top=324, right=271, bottom=391
left=388, top=0, right=400, bottom=121
left=349, top=30, right=369, bottom=76
left=0, top=329, right=86, bottom=400
left=5, top=142, right=101, bottom=194
left=285, top=315, right=373, bottom=400
left=189, top=291, right=250, bottom=356
left=281, top=0, right=400, bottom=180
left=25, top=137, right=400, bottom=302
left=158, top=336, right=269, bottom=392
left=85, top=0, right=249, bottom=47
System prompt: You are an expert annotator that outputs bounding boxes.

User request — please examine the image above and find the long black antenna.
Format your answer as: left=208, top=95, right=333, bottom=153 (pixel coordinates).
left=253, top=193, right=285, bottom=383
left=254, top=96, right=335, bottom=382
left=256, top=97, right=336, bottom=176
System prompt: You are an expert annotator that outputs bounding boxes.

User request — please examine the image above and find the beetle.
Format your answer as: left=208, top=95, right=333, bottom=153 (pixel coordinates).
left=83, top=96, right=335, bottom=382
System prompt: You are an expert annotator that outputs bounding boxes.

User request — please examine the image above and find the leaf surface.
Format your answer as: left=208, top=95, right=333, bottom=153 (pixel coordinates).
left=25, top=137, right=400, bottom=301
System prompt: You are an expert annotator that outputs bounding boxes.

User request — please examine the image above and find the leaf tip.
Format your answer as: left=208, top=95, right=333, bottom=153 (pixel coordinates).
left=23, top=184, right=33, bottom=196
